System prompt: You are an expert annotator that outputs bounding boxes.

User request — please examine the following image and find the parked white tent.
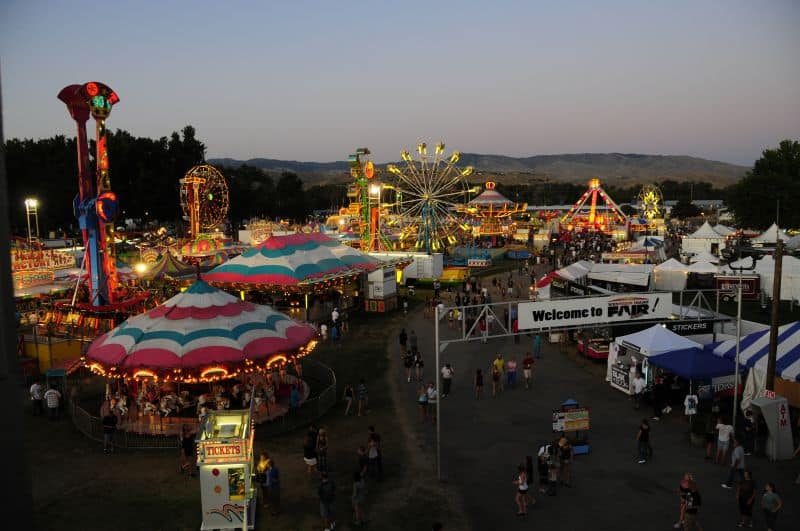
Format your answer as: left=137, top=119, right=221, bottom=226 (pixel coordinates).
left=587, top=263, right=653, bottom=288
left=721, top=254, right=800, bottom=301
left=681, top=221, right=727, bottom=256
left=556, top=260, right=592, bottom=281
left=689, top=250, right=720, bottom=264
left=751, top=223, right=789, bottom=245
left=687, top=261, right=719, bottom=274
left=653, top=258, right=688, bottom=291
left=713, top=224, right=734, bottom=236
left=787, top=234, right=800, bottom=250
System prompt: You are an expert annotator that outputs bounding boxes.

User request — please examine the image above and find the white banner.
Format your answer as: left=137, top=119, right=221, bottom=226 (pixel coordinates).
left=518, top=293, right=671, bottom=330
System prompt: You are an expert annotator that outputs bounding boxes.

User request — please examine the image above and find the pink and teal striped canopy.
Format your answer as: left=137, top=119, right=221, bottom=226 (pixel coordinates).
left=203, top=232, right=380, bottom=286
left=86, top=280, right=316, bottom=380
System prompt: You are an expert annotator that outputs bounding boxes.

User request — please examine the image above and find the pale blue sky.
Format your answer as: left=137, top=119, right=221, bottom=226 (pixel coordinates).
left=1, top=0, right=798, bottom=165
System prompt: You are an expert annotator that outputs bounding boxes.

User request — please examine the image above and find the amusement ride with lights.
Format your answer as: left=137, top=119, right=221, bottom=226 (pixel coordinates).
left=559, top=178, right=629, bottom=236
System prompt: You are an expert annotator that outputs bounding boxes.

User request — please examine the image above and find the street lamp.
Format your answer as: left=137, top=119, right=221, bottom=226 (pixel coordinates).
left=24, top=198, right=40, bottom=244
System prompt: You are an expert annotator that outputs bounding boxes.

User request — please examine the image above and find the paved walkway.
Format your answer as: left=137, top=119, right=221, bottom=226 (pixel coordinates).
left=395, top=275, right=799, bottom=531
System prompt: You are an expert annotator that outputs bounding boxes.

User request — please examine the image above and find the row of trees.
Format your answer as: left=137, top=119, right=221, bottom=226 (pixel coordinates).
left=5, top=126, right=797, bottom=235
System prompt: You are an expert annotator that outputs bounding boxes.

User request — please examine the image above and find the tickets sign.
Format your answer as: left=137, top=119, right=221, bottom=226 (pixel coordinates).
left=518, top=293, right=671, bottom=330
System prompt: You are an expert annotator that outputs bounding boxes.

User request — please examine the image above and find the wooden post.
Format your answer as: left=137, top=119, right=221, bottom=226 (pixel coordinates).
left=765, top=239, right=783, bottom=391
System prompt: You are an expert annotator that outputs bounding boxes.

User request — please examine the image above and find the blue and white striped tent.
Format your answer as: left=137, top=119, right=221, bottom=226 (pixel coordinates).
left=708, top=321, right=800, bottom=382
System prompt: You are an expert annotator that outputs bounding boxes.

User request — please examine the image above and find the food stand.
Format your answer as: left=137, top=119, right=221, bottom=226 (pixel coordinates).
left=552, top=398, right=591, bottom=454
left=197, top=405, right=256, bottom=530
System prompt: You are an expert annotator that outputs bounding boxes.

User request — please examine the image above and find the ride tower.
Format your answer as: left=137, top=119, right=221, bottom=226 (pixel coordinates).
left=58, top=82, right=121, bottom=306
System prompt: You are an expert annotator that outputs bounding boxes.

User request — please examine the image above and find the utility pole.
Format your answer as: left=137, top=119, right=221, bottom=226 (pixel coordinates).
left=765, top=238, right=783, bottom=391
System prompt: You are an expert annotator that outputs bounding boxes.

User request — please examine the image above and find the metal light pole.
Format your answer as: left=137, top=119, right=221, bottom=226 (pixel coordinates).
left=766, top=239, right=783, bottom=391
left=732, top=274, right=743, bottom=432
left=434, top=304, right=442, bottom=481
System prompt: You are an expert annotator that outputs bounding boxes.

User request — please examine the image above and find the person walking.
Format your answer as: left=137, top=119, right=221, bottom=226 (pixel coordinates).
left=357, top=379, right=368, bottom=416
left=492, top=354, right=505, bottom=393
left=101, top=409, right=117, bottom=454
left=343, top=383, right=354, bottom=416
left=303, top=433, right=318, bottom=475
left=490, top=363, right=501, bottom=398
left=399, top=328, right=408, bottom=355
left=513, top=464, right=531, bottom=516
left=29, top=379, right=43, bottom=416
left=426, top=382, right=438, bottom=423
left=736, top=469, right=755, bottom=528
left=721, top=437, right=745, bottom=489
left=537, top=447, right=550, bottom=494
left=318, top=471, right=337, bottom=531
left=403, top=350, right=414, bottom=383
left=506, top=357, right=518, bottom=389
left=532, top=333, right=543, bottom=359
left=266, top=458, right=280, bottom=515
left=760, top=482, right=782, bottom=531
left=637, top=418, right=651, bottom=464
left=316, top=428, right=329, bottom=473
left=367, top=426, right=383, bottom=481
left=440, top=363, right=454, bottom=397
left=632, top=372, right=646, bottom=410
left=414, top=350, right=425, bottom=382
left=557, top=434, right=573, bottom=487
left=44, top=385, right=61, bottom=420
left=256, top=450, right=271, bottom=507
left=683, top=480, right=703, bottom=531
left=474, top=369, right=484, bottom=400
left=409, top=329, right=418, bottom=353
left=417, top=384, right=428, bottom=422
left=674, top=472, right=693, bottom=529
left=522, top=352, right=534, bottom=390
left=351, top=470, right=366, bottom=527
left=715, top=417, right=734, bottom=465
left=181, top=424, right=197, bottom=477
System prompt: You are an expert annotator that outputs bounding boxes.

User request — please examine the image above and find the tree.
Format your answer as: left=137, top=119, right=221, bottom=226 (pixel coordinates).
left=670, top=199, right=701, bottom=219
left=726, top=140, right=800, bottom=229
left=274, top=172, right=307, bottom=221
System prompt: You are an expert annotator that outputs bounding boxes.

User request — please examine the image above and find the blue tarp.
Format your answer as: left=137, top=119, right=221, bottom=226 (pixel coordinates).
left=648, top=347, right=736, bottom=380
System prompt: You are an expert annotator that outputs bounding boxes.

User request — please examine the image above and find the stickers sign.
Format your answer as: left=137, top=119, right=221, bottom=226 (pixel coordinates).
left=518, top=293, right=670, bottom=330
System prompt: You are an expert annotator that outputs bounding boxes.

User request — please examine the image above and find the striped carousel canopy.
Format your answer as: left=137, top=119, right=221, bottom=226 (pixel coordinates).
left=203, top=232, right=381, bottom=287
left=86, top=280, right=317, bottom=381
left=468, top=188, right=514, bottom=207
left=142, top=252, right=195, bottom=280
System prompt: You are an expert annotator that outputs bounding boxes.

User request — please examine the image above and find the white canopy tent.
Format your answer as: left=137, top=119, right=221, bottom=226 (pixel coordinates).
left=689, top=250, right=720, bottom=264
left=751, top=223, right=788, bottom=245
left=588, top=263, right=653, bottom=288
left=720, top=254, right=800, bottom=301
left=681, top=221, right=727, bottom=256
left=686, top=261, right=719, bottom=274
left=713, top=224, right=734, bottom=236
left=787, top=234, right=800, bottom=251
left=556, top=260, right=592, bottom=281
left=607, top=325, right=702, bottom=385
left=653, top=258, right=688, bottom=291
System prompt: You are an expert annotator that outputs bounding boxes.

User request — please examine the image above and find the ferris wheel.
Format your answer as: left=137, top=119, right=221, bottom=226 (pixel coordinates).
left=179, top=164, right=229, bottom=237
left=637, top=183, right=663, bottom=220
left=386, top=141, right=473, bottom=253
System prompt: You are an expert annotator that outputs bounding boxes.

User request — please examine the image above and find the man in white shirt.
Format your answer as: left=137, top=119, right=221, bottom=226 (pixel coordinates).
left=29, top=380, right=44, bottom=416
left=440, top=364, right=454, bottom=397
left=715, top=419, right=734, bottom=464
left=632, top=373, right=646, bottom=409
left=44, top=386, right=62, bottom=420
left=331, top=308, right=339, bottom=324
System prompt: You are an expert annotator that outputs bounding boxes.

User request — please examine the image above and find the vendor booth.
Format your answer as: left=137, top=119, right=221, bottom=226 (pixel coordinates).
left=551, top=398, right=591, bottom=455
left=748, top=394, right=795, bottom=461
left=607, top=325, right=702, bottom=394
left=197, top=405, right=256, bottom=529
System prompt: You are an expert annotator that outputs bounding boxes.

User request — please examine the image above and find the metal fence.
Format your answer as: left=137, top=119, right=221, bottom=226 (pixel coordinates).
left=67, top=358, right=338, bottom=449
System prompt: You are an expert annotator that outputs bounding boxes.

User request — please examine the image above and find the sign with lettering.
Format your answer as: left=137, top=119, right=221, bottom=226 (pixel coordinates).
left=552, top=407, right=591, bottom=432
left=665, top=320, right=714, bottom=335
left=200, top=443, right=245, bottom=463
left=518, top=293, right=671, bottom=330
left=610, top=365, right=631, bottom=394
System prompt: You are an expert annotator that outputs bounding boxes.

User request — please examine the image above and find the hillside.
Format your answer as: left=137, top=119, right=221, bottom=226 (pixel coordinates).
left=209, top=152, right=747, bottom=187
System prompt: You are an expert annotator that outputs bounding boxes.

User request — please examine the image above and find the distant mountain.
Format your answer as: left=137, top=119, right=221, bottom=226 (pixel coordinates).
left=209, top=153, right=747, bottom=188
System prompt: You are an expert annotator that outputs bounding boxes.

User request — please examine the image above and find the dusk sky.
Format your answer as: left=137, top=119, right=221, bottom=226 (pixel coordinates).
left=1, top=0, right=798, bottom=165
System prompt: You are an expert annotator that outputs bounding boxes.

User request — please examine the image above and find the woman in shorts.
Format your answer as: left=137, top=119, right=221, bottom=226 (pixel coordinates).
left=414, top=350, right=425, bottom=382
left=404, top=351, right=414, bottom=383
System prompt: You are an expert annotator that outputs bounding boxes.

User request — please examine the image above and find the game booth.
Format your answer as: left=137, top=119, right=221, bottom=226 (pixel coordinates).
left=197, top=404, right=256, bottom=529
left=552, top=399, right=591, bottom=455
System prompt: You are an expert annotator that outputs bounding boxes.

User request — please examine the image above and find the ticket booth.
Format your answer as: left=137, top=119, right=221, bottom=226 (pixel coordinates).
left=197, top=405, right=256, bottom=530
left=552, top=398, right=591, bottom=455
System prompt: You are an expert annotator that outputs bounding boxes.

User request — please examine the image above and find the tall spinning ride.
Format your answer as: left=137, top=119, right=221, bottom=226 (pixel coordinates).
left=387, top=141, right=473, bottom=253
left=58, top=82, right=120, bottom=306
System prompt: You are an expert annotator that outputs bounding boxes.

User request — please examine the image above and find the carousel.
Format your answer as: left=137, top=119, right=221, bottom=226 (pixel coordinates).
left=203, top=232, right=388, bottom=319
left=84, top=280, right=318, bottom=431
